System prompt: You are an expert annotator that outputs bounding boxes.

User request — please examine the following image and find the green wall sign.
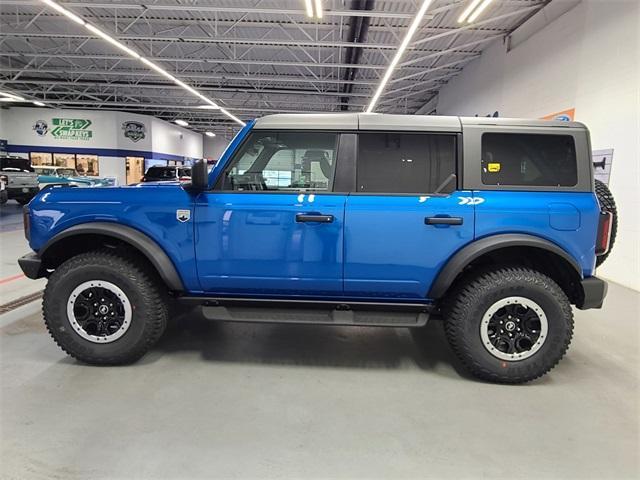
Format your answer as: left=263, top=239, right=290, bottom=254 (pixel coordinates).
left=51, top=118, right=93, bottom=140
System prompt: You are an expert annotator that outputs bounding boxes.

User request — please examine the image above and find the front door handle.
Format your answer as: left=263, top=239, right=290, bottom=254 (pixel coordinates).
left=296, top=213, right=334, bottom=223
left=425, top=216, right=463, bottom=226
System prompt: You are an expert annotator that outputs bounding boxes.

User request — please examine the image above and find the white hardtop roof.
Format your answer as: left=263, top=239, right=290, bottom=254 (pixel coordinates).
left=253, top=113, right=586, bottom=131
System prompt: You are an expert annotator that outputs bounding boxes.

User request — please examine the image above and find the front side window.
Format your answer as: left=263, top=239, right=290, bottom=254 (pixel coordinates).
left=481, top=133, right=577, bottom=187
left=357, top=133, right=456, bottom=194
left=221, top=131, right=338, bottom=192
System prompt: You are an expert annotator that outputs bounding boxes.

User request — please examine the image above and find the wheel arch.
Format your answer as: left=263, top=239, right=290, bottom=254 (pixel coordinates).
left=39, top=222, right=184, bottom=292
left=429, top=234, right=584, bottom=304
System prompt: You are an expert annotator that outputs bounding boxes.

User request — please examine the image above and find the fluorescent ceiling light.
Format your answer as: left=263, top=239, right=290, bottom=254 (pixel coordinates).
left=85, top=24, right=140, bottom=58
left=32, top=101, right=46, bottom=107
left=467, top=0, right=494, bottom=23
left=41, top=0, right=85, bottom=25
left=205, top=132, right=216, bottom=137
left=0, top=98, right=20, bottom=102
left=174, top=119, right=189, bottom=127
left=365, top=0, right=434, bottom=113
left=39, top=0, right=245, bottom=126
left=458, top=0, right=483, bottom=23
left=197, top=105, right=220, bottom=110
left=304, top=0, right=314, bottom=17
left=0, top=91, right=25, bottom=101
left=314, top=0, right=323, bottom=19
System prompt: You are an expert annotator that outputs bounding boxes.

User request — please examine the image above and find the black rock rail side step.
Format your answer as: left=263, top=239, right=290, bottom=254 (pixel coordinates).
left=177, top=297, right=432, bottom=327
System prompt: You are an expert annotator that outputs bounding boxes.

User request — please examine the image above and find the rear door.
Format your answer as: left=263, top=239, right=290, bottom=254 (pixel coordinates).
left=344, top=131, right=474, bottom=300
left=194, top=130, right=347, bottom=296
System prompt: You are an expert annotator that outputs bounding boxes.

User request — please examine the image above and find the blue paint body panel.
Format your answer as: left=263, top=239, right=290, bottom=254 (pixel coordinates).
left=28, top=184, right=201, bottom=291
left=344, top=192, right=475, bottom=299
left=194, top=192, right=346, bottom=295
left=473, top=190, right=599, bottom=277
left=24, top=119, right=602, bottom=303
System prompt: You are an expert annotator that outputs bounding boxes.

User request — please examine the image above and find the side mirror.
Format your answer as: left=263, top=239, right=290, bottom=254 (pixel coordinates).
left=186, top=159, right=208, bottom=192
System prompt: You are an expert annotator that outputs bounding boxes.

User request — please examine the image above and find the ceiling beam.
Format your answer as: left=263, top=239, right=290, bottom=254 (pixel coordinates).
left=0, top=1, right=430, bottom=20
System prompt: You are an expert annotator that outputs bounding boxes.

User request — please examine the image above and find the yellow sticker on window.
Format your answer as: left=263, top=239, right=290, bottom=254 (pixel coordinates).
left=488, top=163, right=501, bottom=173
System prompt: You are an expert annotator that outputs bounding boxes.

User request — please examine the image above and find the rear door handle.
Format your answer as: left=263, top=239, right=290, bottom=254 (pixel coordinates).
left=425, top=216, right=463, bottom=226
left=296, top=213, right=334, bottom=223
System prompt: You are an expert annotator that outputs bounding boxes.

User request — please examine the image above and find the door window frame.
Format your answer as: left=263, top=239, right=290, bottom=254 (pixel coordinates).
left=351, top=130, right=460, bottom=196
left=212, top=130, right=345, bottom=194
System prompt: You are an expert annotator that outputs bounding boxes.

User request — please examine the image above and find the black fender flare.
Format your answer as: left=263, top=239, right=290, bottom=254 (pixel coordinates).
left=40, top=222, right=184, bottom=291
left=428, top=234, right=582, bottom=299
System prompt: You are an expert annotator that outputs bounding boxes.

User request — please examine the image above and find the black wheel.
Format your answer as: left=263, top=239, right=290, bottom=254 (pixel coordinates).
left=595, top=179, right=617, bottom=266
left=443, top=267, right=573, bottom=384
left=43, top=250, right=168, bottom=365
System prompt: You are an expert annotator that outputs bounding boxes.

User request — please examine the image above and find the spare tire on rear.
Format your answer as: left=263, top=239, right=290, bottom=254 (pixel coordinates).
left=595, top=179, right=617, bottom=267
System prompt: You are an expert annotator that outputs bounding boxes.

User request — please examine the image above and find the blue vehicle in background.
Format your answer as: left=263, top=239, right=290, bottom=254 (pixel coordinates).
left=33, top=166, right=116, bottom=189
left=18, top=114, right=617, bottom=383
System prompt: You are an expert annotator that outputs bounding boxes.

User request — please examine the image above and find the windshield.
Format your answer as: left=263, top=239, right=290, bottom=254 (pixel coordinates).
left=58, top=168, right=78, bottom=177
left=0, top=158, right=34, bottom=172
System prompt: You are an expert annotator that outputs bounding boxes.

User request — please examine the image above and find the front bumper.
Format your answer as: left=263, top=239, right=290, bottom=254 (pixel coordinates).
left=18, top=252, right=46, bottom=279
left=577, top=276, right=608, bottom=310
left=8, top=187, right=39, bottom=198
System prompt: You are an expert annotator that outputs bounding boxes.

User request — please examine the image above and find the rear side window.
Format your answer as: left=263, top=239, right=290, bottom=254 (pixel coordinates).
left=481, top=133, right=577, bottom=187
left=357, top=133, right=456, bottom=194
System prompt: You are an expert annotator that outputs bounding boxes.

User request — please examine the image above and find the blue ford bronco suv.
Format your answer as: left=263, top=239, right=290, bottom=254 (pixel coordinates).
left=19, top=114, right=616, bottom=383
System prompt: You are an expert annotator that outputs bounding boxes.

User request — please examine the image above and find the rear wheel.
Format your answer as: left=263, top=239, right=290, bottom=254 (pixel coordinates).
left=43, top=250, right=168, bottom=365
left=594, top=179, right=617, bottom=266
left=443, top=267, right=573, bottom=383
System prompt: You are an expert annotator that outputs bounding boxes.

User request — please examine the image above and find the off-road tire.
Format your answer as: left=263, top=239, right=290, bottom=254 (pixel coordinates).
left=43, top=250, right=168, bottom=365
left=594, top=179, right=617, bottom=266
left=443, top=267, right=573, bottom=384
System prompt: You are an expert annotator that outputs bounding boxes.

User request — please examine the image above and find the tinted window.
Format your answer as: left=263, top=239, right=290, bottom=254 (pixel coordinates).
left=356, top=133, right=456, bottom=194
left=146, top=167, right=176, bottom=178
left=0, top=158, right=34, bottom=172
left=481, top=133, right=577, bottom=186
left=221, top=132, right=337, bottom=191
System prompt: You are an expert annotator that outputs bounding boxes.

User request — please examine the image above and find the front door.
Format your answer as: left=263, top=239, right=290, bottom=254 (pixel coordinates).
left=344, top=131, right=474, bottom=299
left=195, top=130, right=346, bottom=296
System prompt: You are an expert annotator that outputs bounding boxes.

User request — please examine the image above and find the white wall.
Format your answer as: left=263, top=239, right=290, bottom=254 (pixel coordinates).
left=436, top=0, right=640, bottom=291
left=150, top=118, right=203, bottom=159
left=2, top=107, right=119, bottom=149
left=203, top=134, right=231, bottom=160
left=0, top=106, right=203, bottom=159
left=98, top=156, right=127, bottom=185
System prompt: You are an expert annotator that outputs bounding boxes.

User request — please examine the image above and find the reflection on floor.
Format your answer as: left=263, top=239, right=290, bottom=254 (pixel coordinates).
left=1, top=282, right=638, bottom=479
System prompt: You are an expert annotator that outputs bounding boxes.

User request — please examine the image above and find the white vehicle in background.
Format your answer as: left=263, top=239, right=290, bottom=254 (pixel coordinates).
left=0, top=156, right=39, bottom=205
left=0, top=173, right=8, bottom=204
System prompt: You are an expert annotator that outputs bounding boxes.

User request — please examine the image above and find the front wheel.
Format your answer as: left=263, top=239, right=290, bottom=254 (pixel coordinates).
left=43, top=250, right=168, bottom=365
left=443, top=267, right=573, bottom=384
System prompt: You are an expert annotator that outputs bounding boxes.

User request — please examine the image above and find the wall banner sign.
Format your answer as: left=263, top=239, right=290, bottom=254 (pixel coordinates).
left=51, top=118, right=93, bottom=140
left=541, top=108, right=575, bottom=122
left=122, top=121, right=146, bottom=142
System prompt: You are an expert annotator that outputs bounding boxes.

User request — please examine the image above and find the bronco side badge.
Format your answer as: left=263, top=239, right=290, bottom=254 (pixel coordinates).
left=176, top=209, right=191, bottom=222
